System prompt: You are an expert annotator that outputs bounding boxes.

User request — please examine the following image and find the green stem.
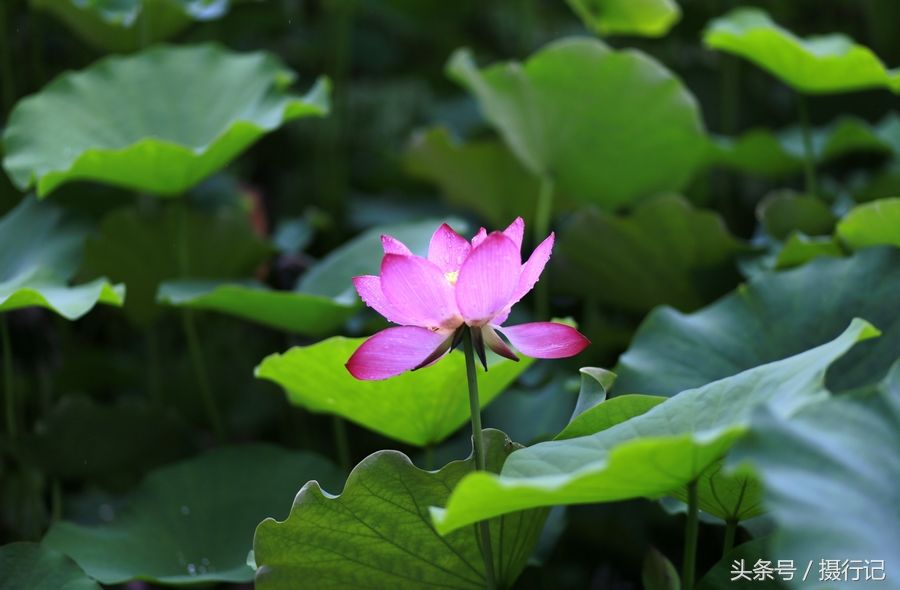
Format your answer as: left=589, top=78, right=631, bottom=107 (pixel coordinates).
left=797, top=94, right=818, bottom=197
left=682, top=480, right=700, bottom=590
left=332, top=415, right=351, bottom=472
left=2, top=315, right=15, bottom=440
left=534, top=176, right=555, bottom=319
left=462, top=328, right=496, bottom=590
left=182, top=310, right=224, bottom=440
left=722, top=518, right=737, bottom=558
left=146, top=325, right=162, bottom=407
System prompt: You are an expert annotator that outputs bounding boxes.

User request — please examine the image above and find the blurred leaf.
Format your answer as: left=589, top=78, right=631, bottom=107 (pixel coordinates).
left=483, top=374, right=577, bottom=445
left=30, top=0, right=235, bottom=52
left=405, top=127, right=542, bottom=227
left=0, top=198, right=124, bottom=320
left=297, top=217, right=467, bottom=302
left=254, top=429, right=547, bottom=590
left=431, top=320, right=875, bottom=534
left=642, top=547, right=680, bottom=590
left=567, top=0, right=680, bottom=37
left=447, top=38, right=706, bottom=209
left=82, top=205, right=270, bottom=324
left=732, top=363, right=900, bottom=587
left=555, top=195, right=747, bottom=312
left=2, top=44, right=328, bottom=196
left=757, top=191, right=836, bottom=240
left=256, top=337, right=532, bottom=447
left=0, top=542, right=100, bottom=590
left=773, top=233, right=842, bottom=269
left=157, top=280, right=355, bottom=336
left=696, top=538, right=777, bottom=590
left=703, top=7, right=900, bottom=94
left=43, top=445, right=342, bottom=585
left=836, top=197, right=900, bottom=249
left=616, top=248, right=900, bottom=396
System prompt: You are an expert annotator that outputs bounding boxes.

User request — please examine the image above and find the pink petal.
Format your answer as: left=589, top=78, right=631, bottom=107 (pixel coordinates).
left=455, top=232, right=521, bottom=326
left=512, top=232, right=554, bottom=303
left=352, top=275, right=414, bottom=325
left=380, top=254, right=461, bottom=330
left=346, top=327, right=452, bottom=380
left=499, top=322, right=589, bottom=359
left=471, top=227, right=487, bottom=248
left=428, top=223, right=472, bottom=274
left=482, top=325, right=519, bottom=362
left=381, top=234, right=413, bottom=255
left=503, top=217, right=525, bottom=253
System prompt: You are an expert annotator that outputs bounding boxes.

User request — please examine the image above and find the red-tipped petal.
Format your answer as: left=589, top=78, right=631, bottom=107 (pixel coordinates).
left=483, top=325, right=519, bottom=362
left=500, top=322, right=589, bottom=359
left=455, top=232, right=521, bottom=326
left=503, top=217, right=525, bottom=253
left=512, top=232, right=554, bottom=304
left=381, top=234, right=413, bottom=255
left=428, top=223, right=471, bottom=274
left=380, top=254, right=460, bottom=330
left=352, top=275, right=414, bottom=325
left=346, top=326, right=452, bottom=380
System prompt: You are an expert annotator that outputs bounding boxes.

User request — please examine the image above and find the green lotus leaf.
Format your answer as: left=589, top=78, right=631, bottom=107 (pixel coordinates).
left=696, top=538, right=778, bottom=590
left=430, top=320, right=876, bottom=534
left=254, top=429, right=547, bottom=590
left=773, top=233, right=842, bottom=270
left=157, top=280, right=355, bottom=336
left=616, top=248, right=900, bottom=396
left=81, top=205, right=271, bottom=324
left=557, top=394, right=665, bottom=441
left=703, top=7, right=900, bottom=94
left=42, top=445, right=342, bottom=585
left=30, top=0, right=234, bottom=52
left=732, top=362, right=900, bottom=586
left=256, top=337, right=532, bottom=447
left=405, top=127, right=543, bottom=228
left=836, top=197, right=900, bottom=250
left=0, top=542, right=100, bottom=590
left=566, top=0, right=681, bottom=37
left=554, top=195, right=748, bottom=312
left=757, top=191, right=836, bottom=240
left=2, top=44, right=329, bottom=197
left=0, top=198, right=124, bottom=320
left=447, top=38, right=706, bottom=209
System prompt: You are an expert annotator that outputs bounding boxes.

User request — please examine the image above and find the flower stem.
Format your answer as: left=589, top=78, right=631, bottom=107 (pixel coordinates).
left=682, top=479, right=699, bottom=590
left=2, top=314, right=15, bottom=440
left=722, top=518, right=737, bottom=557
left=462, top=327, right=497, bottom=590
left=534, top=176, right=555, bottom=319
left=797, top=94, right=818, bottom=197
left=332, top=415, right=351, bottom=472
left=182, top=310, right=225, bottom=441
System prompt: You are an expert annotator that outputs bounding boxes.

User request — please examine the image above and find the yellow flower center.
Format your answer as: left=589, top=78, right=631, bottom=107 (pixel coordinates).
left=444, top=271, right=459, bottom=285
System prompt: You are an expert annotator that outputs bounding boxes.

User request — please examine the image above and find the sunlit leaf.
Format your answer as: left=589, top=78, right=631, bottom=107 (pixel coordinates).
left=703, top=7, right=900, bottom=94
left=567, top=0, right=681, bottom=37
left=447, top=38, right=706, bottom=209
left=0, top=198, right=124, bottom=320
left=256, top=337, right=532, bottom=447
left=836, top=197, right=900, bottom=250
left=0, top=542, right=100, bottom=590
left=42, top=445, right=342, bottom=585
left=2, top=44, right=328, bottom=196
left=31, top=0, right=235, bottom=52
left=556, top=394, right=665, bottom=441
left=254, top=429, right=547, bottom=590
left=430, top=320, right=876, bottom=534
left=554, top=195, right=747, bottom=312
left=616, top=248, right=900, bottom=396
left=157, top=280, right=355, bottom=336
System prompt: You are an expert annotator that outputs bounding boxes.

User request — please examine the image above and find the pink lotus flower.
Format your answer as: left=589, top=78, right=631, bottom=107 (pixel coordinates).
left=346, top=218, right=590, bottom=380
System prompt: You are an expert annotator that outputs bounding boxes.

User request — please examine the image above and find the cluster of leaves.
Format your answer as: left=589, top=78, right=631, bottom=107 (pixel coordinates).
left=1, top=1, right=898, bottom=589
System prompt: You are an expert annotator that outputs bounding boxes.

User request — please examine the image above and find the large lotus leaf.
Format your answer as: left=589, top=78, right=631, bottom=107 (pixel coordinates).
left=405, top=127, right=543, bottom=228
left=731, top=363, right=900, bottom=588
left=2, top=44, right=329, bottom=197
left=297, top=217, right=467, bottom=302
left=430, top=320, right=876, bottom=534
left=31, top=0, right=234, bottom=52
left=708, top=113, right=900, bottom=178
left=615, top=247, right=900, bottom=397
left=0, top=198, right=124, bottom=320
left=0, top=543, right=100, bottom=590
left=256, top=337, right=532, bottom=447
left=157, top=280, right=355, bottom=336
left=81, top=205, right=270, bottom=324
left=836, top=197, right=900, bottom=250
left=447, top=38, right=706, bottom=209
left=566, top=0, right=680, bottom=37
left=554, top=195, right=747, bottom=312
left=703, top=8, right=900, bottom=94
left=756, top=191, right=836, bottom=240
left=254, top=429, right=547, bottom=590
left=42, top=445, right=342, bottom=585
